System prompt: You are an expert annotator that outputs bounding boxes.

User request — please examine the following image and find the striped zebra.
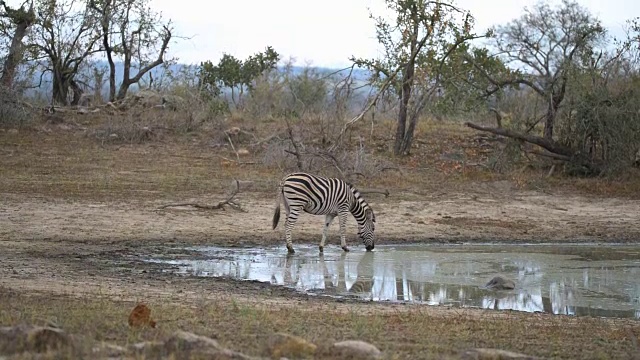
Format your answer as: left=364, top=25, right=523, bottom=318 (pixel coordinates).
left=272, top=172, right=376, bottom=254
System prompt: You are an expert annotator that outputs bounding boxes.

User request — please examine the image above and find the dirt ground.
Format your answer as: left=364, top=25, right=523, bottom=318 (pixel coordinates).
left=2, top=123, right=640, bottom=359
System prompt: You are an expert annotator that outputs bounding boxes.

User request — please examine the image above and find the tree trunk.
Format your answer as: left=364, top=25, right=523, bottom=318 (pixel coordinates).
left=115, top=26, right=171, bottom=101
left=394, top=15, right=419, bottom=156
left=104, top=34, right=116, bottom=102
left=69, top=79, right=83, bottom=105
left=52, top=69, right=70, bottom=105
left=92, top=67, right=106, bottom=103
left=544, top=100, right=556, bottom=140
left=0, top=5, right=35, bottom=88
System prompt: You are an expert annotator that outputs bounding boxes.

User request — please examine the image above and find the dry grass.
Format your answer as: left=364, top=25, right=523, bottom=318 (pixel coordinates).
left=1, top=289, right=638, bottom=359
left=2, top=111, right=640, bottom=203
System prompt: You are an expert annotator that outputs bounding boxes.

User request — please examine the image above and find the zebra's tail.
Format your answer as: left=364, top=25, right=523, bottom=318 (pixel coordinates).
left=272, top=185, right=282, bottom=230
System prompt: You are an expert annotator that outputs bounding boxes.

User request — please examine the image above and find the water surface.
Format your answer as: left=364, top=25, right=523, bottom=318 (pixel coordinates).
left=147, top=243, right=640, bottom=319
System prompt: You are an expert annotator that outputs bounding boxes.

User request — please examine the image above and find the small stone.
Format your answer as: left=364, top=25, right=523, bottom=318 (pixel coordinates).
left=267, top=332, right=317, bottom=359
left=485, top=276, right=516, bottom=290
left=332, top=340, right=382, bottom=359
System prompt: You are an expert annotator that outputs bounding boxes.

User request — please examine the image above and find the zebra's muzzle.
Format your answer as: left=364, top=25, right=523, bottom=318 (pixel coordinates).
left=366, top=244, right=374, bottom=251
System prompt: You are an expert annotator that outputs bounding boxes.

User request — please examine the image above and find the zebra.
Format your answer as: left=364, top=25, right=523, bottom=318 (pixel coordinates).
left=272, top=172, right=376, bottom=254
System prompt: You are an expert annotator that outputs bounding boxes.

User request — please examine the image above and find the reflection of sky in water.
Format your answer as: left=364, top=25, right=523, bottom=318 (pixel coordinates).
left=150, top=244, right=640, bottom=319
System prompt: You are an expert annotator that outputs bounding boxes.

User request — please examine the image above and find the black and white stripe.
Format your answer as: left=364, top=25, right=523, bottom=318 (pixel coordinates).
left=272, top=172, right=376, bottom=254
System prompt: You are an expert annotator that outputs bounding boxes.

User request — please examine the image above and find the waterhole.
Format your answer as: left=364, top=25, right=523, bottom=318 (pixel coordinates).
left=147, top=243, right=640, bottom=319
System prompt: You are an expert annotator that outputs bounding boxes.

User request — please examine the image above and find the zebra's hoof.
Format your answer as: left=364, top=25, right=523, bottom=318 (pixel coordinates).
left=287, top=247, right=295, bottom=254
left=319, top=246, right=324, bottom=253
left=341, top=246, right=349, bottom=252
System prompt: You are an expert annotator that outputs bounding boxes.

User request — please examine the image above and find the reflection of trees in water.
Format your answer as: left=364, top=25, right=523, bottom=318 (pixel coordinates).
left=179, top=249, right=640, bottom=319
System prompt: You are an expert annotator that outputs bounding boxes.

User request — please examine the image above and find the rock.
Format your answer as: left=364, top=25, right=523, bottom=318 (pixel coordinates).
left=130, top=331, right=259, bottom=359
left=460, top=348, right=541, bottom=360
left=332, top=340, right=382, bottom=359
left=267, top=332, right=317, bottom=359
left=163, top=330, right=221, bottom=353
left=0, top=324, right=72, bottom=355
left=485, top=276, right=516, bottom=290
left=128, top=303, right=156, bottom=328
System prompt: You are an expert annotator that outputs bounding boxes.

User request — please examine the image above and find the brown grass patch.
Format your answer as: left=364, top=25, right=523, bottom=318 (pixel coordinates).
left=1, top=289, right=638, bottom=359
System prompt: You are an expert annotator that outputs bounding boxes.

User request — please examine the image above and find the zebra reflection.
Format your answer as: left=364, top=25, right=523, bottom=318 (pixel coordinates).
left=316, top=252, right=376, bottom=300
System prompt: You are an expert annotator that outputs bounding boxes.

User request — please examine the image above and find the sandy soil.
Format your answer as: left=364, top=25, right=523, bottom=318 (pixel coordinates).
left=2, top=185, right=639, bottom=247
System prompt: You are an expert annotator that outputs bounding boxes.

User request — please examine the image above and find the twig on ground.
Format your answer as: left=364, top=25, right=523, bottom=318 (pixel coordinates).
left=217, top=155, right=256, bottom=165
left=157, top=180, right=246, bottom=212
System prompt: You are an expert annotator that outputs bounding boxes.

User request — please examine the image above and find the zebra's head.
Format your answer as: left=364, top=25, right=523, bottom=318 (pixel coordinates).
left=358, top=208, right=376, bottom=251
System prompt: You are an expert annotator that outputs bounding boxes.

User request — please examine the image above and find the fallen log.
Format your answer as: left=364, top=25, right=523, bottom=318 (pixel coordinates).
left=464, top=122, right=602, bottom=175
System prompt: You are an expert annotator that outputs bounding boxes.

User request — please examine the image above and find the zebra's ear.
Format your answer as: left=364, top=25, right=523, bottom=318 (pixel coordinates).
left=366, top=208, right=375, bottom=222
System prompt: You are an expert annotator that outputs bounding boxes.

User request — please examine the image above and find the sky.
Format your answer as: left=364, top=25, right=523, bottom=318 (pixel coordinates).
left=148, top=0, right=638, bottom=67
left=5, top=0, right=639, bottom=68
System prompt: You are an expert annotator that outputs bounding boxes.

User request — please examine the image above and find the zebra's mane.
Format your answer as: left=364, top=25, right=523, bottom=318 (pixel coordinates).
left=346, top=181, right=373, bottom=215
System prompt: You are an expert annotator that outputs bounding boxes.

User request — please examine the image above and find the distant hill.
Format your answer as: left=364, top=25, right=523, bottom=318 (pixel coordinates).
left=20, top=61, right=375, bottom=101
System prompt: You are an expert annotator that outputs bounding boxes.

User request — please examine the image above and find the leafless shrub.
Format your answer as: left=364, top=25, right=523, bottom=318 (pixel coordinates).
left=0, top=86, right=32, bottom=127
left=91, top=114, right=157, bottom=144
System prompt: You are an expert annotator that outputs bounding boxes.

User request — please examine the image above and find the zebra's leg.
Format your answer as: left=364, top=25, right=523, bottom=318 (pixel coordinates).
left=338, top=209, right=349, bottom=252
left=284, top=205, right=302, bottom=254
left=320, top=214, right=336, bottom=253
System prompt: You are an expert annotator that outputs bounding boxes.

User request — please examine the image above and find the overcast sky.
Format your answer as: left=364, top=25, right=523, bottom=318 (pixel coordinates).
left=6, top=0, right=639, bottom=67
left=150, top=0, right=637, bottom=67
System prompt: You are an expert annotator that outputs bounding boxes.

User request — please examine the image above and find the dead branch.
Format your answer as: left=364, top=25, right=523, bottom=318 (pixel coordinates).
left=526, top=149, right=571, bottom=162
left=466, top=121, right=603, bottom=174
left=465, top=122, right=574, bottom=157
left=157, top=179, right=245, bottom=212
left=284, top=118, right=304, bottom=170
left=488, top=107, right=503, bottom=128
left=328, top=68, right=399, bottom=153
left=217, top=155, right=256, bottom=165
left=225, top=131, right=240, bottom=162
left=249, top=132, right=282, bottom=147
left=358, top=188, right=390, bottom=198
left=380, top=166, right=404, bottom=175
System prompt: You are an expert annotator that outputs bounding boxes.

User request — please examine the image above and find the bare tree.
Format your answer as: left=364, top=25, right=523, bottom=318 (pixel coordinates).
left=0, top=1, right=36, bottom=88
left=28, top=0, right=101, bottom=105
left=90, top=0, right=173, bottom=102
left=467, top=0, right=605, bottom=140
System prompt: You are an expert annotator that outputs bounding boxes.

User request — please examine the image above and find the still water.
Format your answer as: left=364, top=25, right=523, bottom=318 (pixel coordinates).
left=147, top=244, right=640, bottom=319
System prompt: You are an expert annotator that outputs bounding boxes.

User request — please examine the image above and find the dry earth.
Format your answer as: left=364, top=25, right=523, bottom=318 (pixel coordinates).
left=2, top=123, right=640, bottom=359
left=2, top=188, right=640, bottom=358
